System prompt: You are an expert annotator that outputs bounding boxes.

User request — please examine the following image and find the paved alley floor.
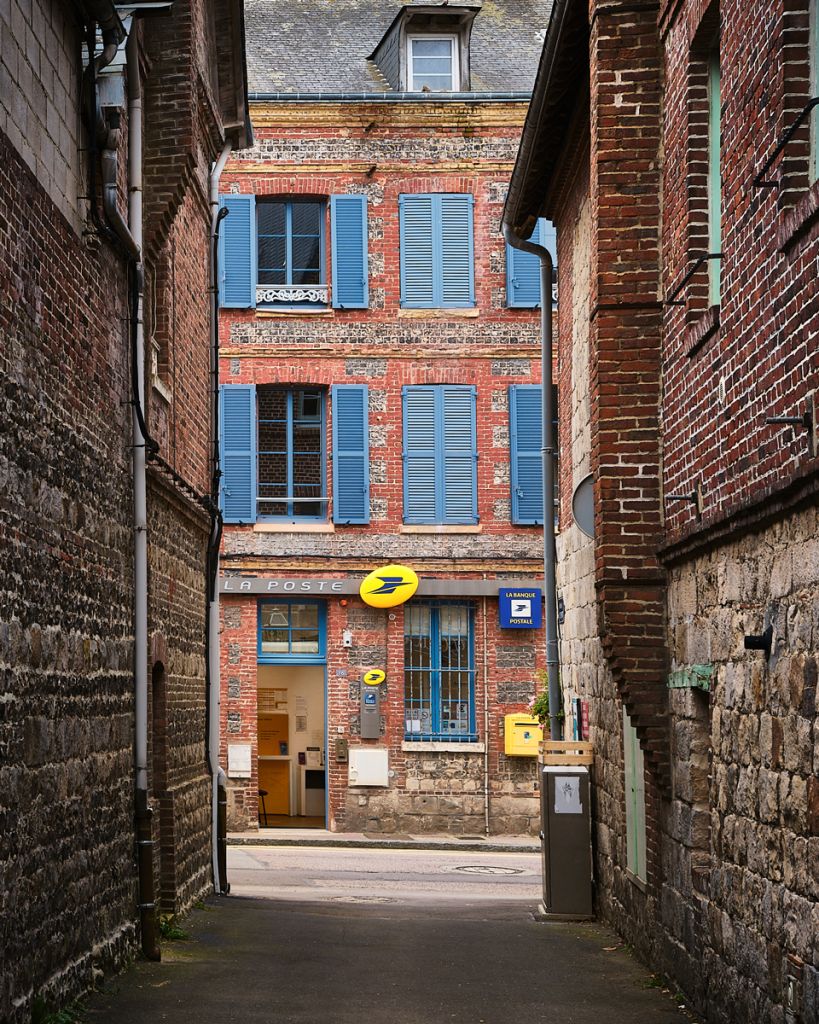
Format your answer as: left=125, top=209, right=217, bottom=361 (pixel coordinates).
left=84, top=846, right=697, bottom=1024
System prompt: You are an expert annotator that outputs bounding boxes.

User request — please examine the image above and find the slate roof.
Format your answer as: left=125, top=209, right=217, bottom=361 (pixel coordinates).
left=245, top=0, right=553, bottom=95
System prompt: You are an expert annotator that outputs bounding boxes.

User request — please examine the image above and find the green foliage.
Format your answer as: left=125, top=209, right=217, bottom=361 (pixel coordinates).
left=31, top=995, right=86, bottom=1024
left=158, top=914, right=190, bottom=941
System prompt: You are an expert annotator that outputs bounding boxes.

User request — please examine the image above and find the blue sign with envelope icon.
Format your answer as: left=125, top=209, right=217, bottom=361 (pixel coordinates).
left=498, top=588, right=543, bottom=629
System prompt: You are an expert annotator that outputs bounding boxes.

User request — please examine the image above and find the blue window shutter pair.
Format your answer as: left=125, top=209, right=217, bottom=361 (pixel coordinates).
left=218, top=194, right=368, bottom=309
left=219, top=383, right=370, bottom=525
left=506, top=219, right=557, bottom=308
left=399, top=194, right=474, bottom=308
left=509, top=385, right=543, bottom=524
left=330, top=195, right=369, bottom=309
left=220, top=384, right=257, bottom=523
left=403, top=385, right=477, bottom=523
left=331, top=385, right=370, bottom=523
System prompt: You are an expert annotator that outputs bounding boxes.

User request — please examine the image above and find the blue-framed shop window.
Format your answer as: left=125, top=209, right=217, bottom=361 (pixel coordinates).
left=258, top=599, right=327, bottom=664
left=404, top=602, right=476, bottom=741
left=257, top=386, right=327, bottom=522
left=399, top=193, right=474, bottom=308
left=402, top=385, right=478, bottom=524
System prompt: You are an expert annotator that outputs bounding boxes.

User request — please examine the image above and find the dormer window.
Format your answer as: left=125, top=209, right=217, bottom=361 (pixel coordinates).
left=369, top=5, right=478, bottom=94
left=408, top=35, right=459, bottom=92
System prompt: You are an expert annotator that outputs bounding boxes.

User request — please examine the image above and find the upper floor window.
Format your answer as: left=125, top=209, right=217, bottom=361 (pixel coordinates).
left=257, top=199, right=324, bottom=304
left=402, top=385, right=477, bottom=524
left=399, top=193, right=474, bottom=308
left=407, top=36, right=458, bottom=92
left=258, top=387, right=325, bottom=520
left=707, top=44, right=721, bottom=307
left=218, top=193, right=368, bottom=310
left=219, top=383, right=370, bottom=525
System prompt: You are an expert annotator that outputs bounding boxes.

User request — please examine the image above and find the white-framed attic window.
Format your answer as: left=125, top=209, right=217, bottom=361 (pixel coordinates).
left=407, top=35, right=459, bottom=92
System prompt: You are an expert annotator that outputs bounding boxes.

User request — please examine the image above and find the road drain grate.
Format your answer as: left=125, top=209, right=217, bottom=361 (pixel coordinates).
left=451, top=865, right=524, bottom=875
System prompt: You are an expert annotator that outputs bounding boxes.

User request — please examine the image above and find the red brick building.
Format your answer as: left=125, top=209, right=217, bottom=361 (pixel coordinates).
left=504, top=0, right=818, bottom=1020
left=217, top=0, right=555, bottom=835
left=0, top=2, right=249, bottom=1019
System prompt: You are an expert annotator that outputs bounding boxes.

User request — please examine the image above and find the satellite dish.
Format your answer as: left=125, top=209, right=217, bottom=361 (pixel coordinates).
left=572, top=474, right=594, bottom=538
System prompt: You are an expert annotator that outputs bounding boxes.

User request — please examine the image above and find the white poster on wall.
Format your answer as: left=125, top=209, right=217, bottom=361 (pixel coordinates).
left=228, top=743, right=252, bottom=778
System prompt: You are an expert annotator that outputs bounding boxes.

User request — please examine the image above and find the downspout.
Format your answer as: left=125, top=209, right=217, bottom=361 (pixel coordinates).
left=97, top=22, right=160, bottom=960
left=482, top=592, right=490, bottom=835
left=502, top=223, right=561, bottom=741
left=207, top=142, right=232, bottom=895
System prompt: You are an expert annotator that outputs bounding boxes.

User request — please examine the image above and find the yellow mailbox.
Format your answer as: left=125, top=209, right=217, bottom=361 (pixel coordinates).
left=504, top=714, right=543, bottom=756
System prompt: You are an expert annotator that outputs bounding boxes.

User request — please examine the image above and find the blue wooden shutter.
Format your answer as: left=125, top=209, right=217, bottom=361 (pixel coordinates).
left=403, top=386, right=438, bottom=522
left=510, top=384, right=543, bottom=524
left=441, top=386, right=478, bottom=523
left=506, top=218, right=545, bottom=308
left=330, top=195, right=369, bottom=309
left=399, top=195, right=435, bottom=307
left=332, top=384, right=370, bottom=523
left=439, top=194, right=474, bottom=308
left=219, top=195, right=256, bottom=308
left=219, top=384, right=256, bottom=523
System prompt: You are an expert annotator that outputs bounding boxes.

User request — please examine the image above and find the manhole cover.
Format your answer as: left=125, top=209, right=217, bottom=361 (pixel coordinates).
left=326, top=895, right=395, bottom=904
left=451, top=865, right=524, bottom=875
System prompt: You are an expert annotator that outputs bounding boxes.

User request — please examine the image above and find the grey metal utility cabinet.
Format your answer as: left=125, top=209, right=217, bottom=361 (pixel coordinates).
left=539, top=764, right=593, bottom=919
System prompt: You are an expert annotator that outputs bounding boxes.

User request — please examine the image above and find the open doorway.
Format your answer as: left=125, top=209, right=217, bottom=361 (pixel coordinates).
left=257, top=664, right=326, bottom=828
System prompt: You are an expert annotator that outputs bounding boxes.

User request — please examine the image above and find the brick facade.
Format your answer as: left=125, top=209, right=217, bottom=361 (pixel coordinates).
left=507, top=0, right=818, bottom=1020
left=0, top=3, right=248, bottom=1020
left=218, top=94, right=550, bottom=836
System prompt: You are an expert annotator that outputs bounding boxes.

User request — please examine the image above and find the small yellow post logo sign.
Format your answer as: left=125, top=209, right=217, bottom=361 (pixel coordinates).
left=363, top=669, right=386, bottom=686
left=359, top=564, right=419, bottom=608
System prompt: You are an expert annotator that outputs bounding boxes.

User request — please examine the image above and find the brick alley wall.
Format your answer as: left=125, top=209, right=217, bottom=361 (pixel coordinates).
left=0, top=1, right=246, bottom=1019
left=533, top=0, right=819, bottom=1020
left=0, top=41, right=136, bottom=1024
left=656, top=1, right=819, bottom=1018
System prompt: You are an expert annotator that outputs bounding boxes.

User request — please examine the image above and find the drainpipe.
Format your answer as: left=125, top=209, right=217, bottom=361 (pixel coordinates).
left=501, top=223, right=561, bottom=741
left=125, top=26, right=160, bottom=961
left=482, top=593, right=490, bottom=835
left=97, top=23, right=160, bottom=960
left=207, top=141, right=232, bottom=894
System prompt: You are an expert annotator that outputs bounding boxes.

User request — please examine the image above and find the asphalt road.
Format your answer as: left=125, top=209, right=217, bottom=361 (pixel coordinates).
left=227, top=845, right=543, bottom=903
left=83, top=846, right=697, bottom=1024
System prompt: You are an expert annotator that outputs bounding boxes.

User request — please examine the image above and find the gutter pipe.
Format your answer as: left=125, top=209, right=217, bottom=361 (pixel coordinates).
left=96, top=20, right=160, bottom=961
left=247, top=91, right=531, bottom=103
left=207, top=142, right=232, bottom=895
left=502, top=223, right=561, bottom=741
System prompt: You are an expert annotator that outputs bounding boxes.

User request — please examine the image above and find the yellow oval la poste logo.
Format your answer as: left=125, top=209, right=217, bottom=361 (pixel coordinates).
left=359, top=564, right=419, bottom=609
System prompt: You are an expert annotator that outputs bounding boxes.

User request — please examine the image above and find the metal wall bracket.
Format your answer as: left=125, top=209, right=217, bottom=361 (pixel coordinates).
left=665, top=480, right=704, bottom=516
left=765, top=390, right=817, bottom=457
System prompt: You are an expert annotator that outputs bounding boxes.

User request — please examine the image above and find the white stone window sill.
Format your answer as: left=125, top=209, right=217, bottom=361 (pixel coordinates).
left=151, top=375, right=173, bottom=404
left=256, top=307, right=333, bottom=317
left=253, top=523, right=336, bottom=533
left=398, top=307, right=479, bottom=318
left=399, top=524, right=482, bottom=534
left=402, top=741, right=485, bottom=753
